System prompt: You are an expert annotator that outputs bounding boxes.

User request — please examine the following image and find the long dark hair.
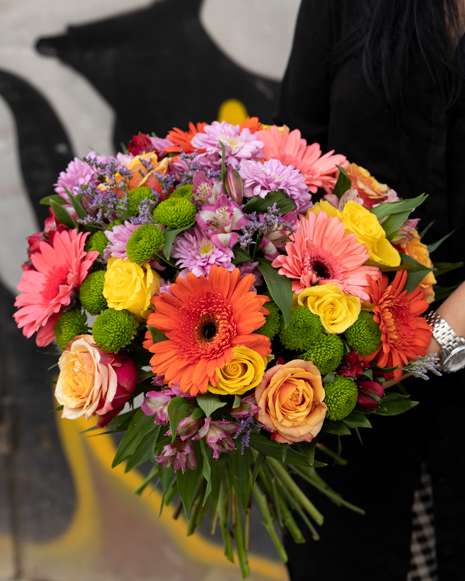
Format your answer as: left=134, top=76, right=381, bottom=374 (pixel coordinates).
left=354, top=0, right=465, bottom=108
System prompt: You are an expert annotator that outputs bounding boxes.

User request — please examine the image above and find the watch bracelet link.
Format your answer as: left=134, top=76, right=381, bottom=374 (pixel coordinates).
left=425, top=310, right=465, bottom=364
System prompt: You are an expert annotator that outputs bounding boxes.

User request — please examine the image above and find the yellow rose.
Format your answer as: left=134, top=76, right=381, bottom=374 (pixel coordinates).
left=340, top=201, right=400, bottom=267
left=103, top=257, right=161, bottom=320
left=398, top=230, right=437, bottom=303
left=309, top=200, right=343, bottom=221
left=255, top=359, right=327, bottom=444
left=295, top=283, right=361, bottom=334
left=209, top=346, right=271, bottom=396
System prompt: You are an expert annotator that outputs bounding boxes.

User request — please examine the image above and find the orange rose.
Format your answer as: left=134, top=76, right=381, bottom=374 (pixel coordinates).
left=255, top=360, right=327, bottom=444
left=398, top=230, right=437, bottom=303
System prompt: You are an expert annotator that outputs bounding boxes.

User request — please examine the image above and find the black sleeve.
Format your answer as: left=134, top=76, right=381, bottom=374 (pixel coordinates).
left=275, top=0, right=335, bottom=148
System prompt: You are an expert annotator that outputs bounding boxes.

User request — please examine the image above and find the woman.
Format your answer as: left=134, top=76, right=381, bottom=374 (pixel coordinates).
left=276, top=1, right=465, bottom=579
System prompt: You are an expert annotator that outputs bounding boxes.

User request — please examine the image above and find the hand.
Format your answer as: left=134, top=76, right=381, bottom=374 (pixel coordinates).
left=382, top=372, right=412, bottom=389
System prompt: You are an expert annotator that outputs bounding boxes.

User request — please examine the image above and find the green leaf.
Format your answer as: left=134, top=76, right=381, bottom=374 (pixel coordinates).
left=252, top=452, right=266, bottom=484
left=343, top=411, right=372, bottom=429
left=229, top=447, right=253, bottom=510
left=168, top=397, right=195, bottom=442
left=332, top=165, right=352, bottom=199
left=322, top=372, right=336, bottom=383
left=190, top=407, right=205, bottom=421
left=375, top=392, right=419, bottom=416
left=434, top=262, right=464, bottom=277
left=428, top=229, right=456, bottom=254
left=220, top=141, right=227, bottom=187
left=298, top=439, right=317, bottom=466
left=243, top=189, right=296, bottom=216
left=233, top=394, right=242, bottom=408
left=256, top=257, right=293, bottom=327
left=40, top=194, right=67, bottom=206
left=137, top=368, right=155, bottom=384
left=64, top=188, right=88, bottom=220
left=112, top=408, right=156, bottom=467
left=382, top=210, right=411, bottom=240
left=370, top=193, right=428, bottom=220
left=125, top=426, right=160, bottom=472
left=162, top=221, right=195, bottom=258
left=433, top=283, right=461, bottom=302
left=322, top=419, right=351, bottom=436
left=208, top=455, right=224, bottom=530
left=50, top=199, right=77, bottom=229
left=176, top=442, right=203, bottom=516
left=399, top=253, right=432, bottom=294
left=196, top=394, right=227, bottom=418
left=249, top=433, right=326, bottom=469
left=419, top=220, right=434, bottom=239
left=147, top=326, right=168, bottom=344
left=233, top=247, right=252, bottom=265
left=200, top=440, right=212, bottom=504
left=158, top=464, right=173, bottom=494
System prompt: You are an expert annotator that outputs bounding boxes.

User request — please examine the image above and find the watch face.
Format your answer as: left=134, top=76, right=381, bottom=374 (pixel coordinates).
left=444, top=346, right=465, bottom=373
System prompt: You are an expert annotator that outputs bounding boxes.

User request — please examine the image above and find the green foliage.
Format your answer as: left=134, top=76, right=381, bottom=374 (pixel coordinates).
left=80, top=270, right=107, bottom=315
left=257, top=258, right=293, bottom=327
left=92, top=308, right=138, bottom=353
left=332, top=165, right=352, bottom=199
left=344, top=310, right=382, bottom=356
left=162, top=221, right=196, bottom=258
left=112, top=409, right=157, bottom=468
left=375, top=392, right=419, bottom=416
left=243, top=189, right=296, bottom=215
left=54, top=308, right=88, bottom=350
left=280, top=305, right=324, bottom=351
left=126, top=224, right=165, bottom=264
left=324, top=376, right=358, bottom=421
left=196, top=393, right=227, bottom=418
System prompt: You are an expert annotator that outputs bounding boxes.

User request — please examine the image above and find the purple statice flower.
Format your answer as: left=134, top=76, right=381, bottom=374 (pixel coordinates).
left=403, top=354, right=442, bottom=381
left=55, top=154, right=100, bottom=202
left=191, top=121, right=264, bottom=169
left=239, top=158, right=311, bottom=214
left=166, top=415, right=204, bottom=441
left=228, top=394, right=260, bottom=420
left=104, top=221, right=141, bottom=260
left=156, top=439, right=196, bottom=473
left=237, top=262, right=263, bottom=291
left=196, top=195, right=249, bottom=249
left=234, top=414, right=272, bottom=454
left=172, top=227, right=234, bottom=277
left=193, top=417, right=239, bottom=459
left=191, top=171, right=224, bottom=204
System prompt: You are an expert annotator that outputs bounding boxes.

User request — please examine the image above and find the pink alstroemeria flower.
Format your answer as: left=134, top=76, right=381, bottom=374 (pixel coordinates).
left=191, top=171, right=224, bottom=204
left=142, top=384, right=191, bottom=425
left=357, top=380, right=385, bottom=411
left=260, top=211, right=297, bottom=261
left=196, top=195, right=249, bottom=249
left=167, top=415, right=204, bottom=441
left=323, top=187, right=365, bottom=211
left=156, top=439, right=196, bottom=473
left=229, top=394, right=260, bottom=420
left=193, top=417, right=239, bottom=459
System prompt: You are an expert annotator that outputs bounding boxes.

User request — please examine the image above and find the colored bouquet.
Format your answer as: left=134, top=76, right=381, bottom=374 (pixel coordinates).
left=15, top=118, right=449, bottom=577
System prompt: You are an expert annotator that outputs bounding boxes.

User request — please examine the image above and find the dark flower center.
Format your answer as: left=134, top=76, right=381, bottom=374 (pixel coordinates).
left=311, top=259, right=332, bottom=280
left=202, top=321, right=218, bottom=340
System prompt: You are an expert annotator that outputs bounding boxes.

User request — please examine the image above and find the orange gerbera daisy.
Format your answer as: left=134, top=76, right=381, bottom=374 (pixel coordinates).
left=165, top=122, right=208, bottom=154
left=239, top=116, right=262, bottom=133
left=363, top=270, right=432, bottom=380
left=143, top=266, right=271, bottom=395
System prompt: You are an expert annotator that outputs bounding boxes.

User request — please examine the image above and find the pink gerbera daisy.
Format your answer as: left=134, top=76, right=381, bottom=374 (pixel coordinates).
left=14, top=230, right=99, bottom=346
left=271, top=212, right=379, bottom=300
left=256, top=126, right=347, bottom=194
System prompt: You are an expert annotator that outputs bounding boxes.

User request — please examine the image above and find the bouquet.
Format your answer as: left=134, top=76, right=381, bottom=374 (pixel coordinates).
left=14, top=118, right=447, bottom=578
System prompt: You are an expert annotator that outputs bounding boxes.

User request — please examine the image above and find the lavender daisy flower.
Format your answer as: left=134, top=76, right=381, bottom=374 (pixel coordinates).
left=104, top=221, right=141, bottom=260
left=54, top=154, right=100, bottom=202
left=239, top=158, right=311, bottom=213
left=172, top=227, right=234, bottom=277
left=191, top=121, right=264, bottom=168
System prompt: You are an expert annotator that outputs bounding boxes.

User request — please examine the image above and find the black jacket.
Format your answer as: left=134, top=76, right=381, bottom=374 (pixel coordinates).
left=276, top=1, right=465, bottom=579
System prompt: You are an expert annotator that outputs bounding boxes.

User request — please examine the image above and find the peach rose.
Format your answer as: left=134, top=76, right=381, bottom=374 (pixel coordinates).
left=345, top=163, right=389, bottom=209
left=55, top=335, right=137, bottom=427
left=255, top=360, right=327, bottom=444
left=398, top=230, right=437, bottom=303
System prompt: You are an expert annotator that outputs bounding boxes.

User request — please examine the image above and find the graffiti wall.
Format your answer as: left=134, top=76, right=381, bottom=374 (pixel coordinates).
left=0, top=1, right=300, bottom=580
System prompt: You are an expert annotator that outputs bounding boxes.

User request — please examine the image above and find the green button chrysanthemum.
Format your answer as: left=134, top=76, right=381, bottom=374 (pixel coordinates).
left=85, top=230, right=108, bottom=257
left=279, top=305, right=325, bottom=351
left=301, top=333, right=345, bottom=376
left=169, top=184, right=194, bottom=199
left=54, top=308, right=88, bottom=351
left=125, top=186, right=155, bottom=217
left=324, top=376, right=358, bottom=421
left=344, top=310, right=382, bottom=356
left=126, top=224, right=165, bottom=265
left=254, top=300, right=282, bottom=341
left=92, top=308, right=138, bottom=354
left=80, top=270, right=107, bottom=315
left=152, top=197, right=197, bottom=229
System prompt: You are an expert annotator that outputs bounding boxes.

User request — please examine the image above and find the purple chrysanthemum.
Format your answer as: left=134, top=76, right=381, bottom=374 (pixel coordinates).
left=54, top=154, right=101, bottom=202
left=239, top=158, right=312, bottom=213
left=104, top=221, right=141, bottom=260
left=191, top=121, right=264, bottom=168
left=171, top=227, right=234, bottom=277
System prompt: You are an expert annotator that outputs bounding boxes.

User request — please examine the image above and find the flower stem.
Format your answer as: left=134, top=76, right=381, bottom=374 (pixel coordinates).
left=219, top=479, right=234, bottom=563
left=267, top=458, right=324, bottom=525
left=234, top=494, right=250, bottom=579
left=252, top=483, right=288, bottom=563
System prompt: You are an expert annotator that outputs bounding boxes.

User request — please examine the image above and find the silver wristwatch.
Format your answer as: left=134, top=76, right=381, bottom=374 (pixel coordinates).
left=425, top=311, right=465, bottom=373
